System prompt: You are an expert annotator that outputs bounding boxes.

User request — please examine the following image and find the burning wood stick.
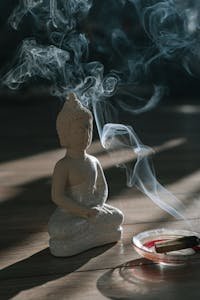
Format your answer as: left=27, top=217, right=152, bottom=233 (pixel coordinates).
left=155, top=236, right=200, bottom=253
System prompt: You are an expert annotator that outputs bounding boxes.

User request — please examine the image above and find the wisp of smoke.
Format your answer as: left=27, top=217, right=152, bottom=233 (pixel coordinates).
left=131, top=0, right=200, bottom=77
left=101, top=123, right=187, bottom=222
left=2, top=0, right=200, bottom=226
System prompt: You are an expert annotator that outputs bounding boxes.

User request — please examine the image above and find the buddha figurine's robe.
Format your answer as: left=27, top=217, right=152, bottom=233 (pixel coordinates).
left=48, top=155, right=123, bottom=257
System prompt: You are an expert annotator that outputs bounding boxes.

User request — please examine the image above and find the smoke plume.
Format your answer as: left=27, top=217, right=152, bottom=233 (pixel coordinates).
left=2, top=0, right=200, bottom=224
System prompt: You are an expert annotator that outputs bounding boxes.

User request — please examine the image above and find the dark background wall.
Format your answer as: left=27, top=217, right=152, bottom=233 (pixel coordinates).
left=0, top=0, right=200, bottom=104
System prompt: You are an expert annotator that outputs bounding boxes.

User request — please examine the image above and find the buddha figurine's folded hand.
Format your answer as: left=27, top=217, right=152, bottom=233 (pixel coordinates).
left=86, top=207, right=99, bottom=219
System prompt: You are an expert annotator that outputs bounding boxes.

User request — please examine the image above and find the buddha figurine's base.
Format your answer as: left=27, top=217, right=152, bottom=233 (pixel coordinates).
left=49, top=226, right=122, bottom=257
left=48, top=204, right=124, bottom=257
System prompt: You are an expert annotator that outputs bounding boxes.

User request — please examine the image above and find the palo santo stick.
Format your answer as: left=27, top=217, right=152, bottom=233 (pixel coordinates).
left=155, top=236, right=200, bottom=253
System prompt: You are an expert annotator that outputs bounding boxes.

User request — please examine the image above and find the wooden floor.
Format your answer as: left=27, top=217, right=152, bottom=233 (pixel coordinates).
left=1, top=99, right=200, bottom=299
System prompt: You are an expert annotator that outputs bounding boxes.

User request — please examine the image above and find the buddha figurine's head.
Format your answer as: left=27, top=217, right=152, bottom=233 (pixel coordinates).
left=56, top=93, right=93, bottom=151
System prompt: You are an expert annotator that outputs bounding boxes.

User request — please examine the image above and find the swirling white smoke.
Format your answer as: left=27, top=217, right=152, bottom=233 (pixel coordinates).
left=3, top=0, right=200, bottom=224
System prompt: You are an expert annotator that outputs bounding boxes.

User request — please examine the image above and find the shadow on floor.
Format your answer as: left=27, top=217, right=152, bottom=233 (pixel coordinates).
left=0, top=177, right=54, bottom=251
left=0, top=243, right=115, bottom=300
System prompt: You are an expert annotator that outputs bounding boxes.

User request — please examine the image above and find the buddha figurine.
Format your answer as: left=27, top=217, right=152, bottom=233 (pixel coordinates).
left=48, top=93, right=124, bottom=257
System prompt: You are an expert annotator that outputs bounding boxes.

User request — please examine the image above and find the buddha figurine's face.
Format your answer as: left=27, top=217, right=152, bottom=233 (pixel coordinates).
left=67, top=117, right=93, bottom=151
left=56, top=93, right=93, bottom=151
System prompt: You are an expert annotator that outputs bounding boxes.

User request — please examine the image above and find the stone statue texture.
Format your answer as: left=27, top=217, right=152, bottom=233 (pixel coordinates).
left=48, top=93, right=124, bottom=257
